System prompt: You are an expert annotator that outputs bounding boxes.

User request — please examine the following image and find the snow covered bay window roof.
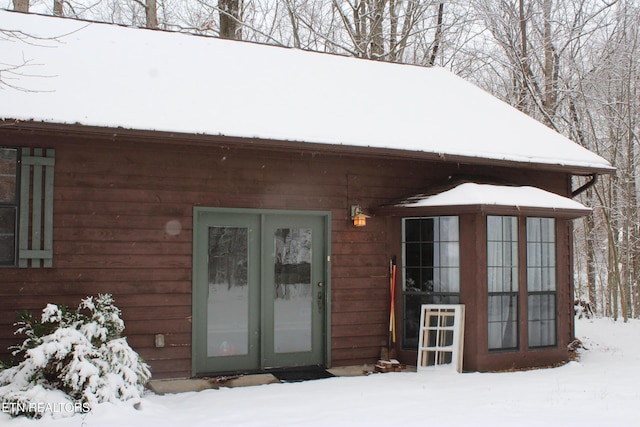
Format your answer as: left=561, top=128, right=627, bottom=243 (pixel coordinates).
left=391, top=183, right=592, bottom=218
left=0, top=10, right=613, bottom=174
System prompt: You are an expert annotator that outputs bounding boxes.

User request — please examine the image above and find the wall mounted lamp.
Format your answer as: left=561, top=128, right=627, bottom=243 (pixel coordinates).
left=350, top=205, right=370, bottom=227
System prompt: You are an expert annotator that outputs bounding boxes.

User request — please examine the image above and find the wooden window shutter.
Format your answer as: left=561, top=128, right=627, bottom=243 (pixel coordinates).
left=18, top=148, right=55, bottom=268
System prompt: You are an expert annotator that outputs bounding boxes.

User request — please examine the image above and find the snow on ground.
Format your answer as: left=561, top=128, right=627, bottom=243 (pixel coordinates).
left=2, top=317, right=638, bottom=426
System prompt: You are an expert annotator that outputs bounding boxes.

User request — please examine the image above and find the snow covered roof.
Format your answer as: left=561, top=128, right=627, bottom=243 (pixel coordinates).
left=0, top=10, right=613, bottom=174
left=396, top=183, right=591, bottom=216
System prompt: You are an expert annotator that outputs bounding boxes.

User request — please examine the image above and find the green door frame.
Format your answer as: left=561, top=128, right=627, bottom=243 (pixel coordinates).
left=192, top=207, right=332, bottom=376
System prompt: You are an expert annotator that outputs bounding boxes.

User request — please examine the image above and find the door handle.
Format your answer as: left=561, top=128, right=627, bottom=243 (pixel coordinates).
left=317, top=282, right=324, bottom=311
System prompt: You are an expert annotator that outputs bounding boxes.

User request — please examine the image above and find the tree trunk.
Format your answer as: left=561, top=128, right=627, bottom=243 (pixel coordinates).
left=13, top=0, right=29, bottom=12
left=585, top=207, right=597, bottom=311
left=219, top=0, right=242, bottom=40
left=146, top=0, right=158, bottom=29
left=285, top=0, right=301, bottom=49
left=53, top=0, right=63, bottom=16
left=369, top=0, right=386, bottom=60
left=388, top=0, right=397, bottom=61
left=542, top=0, right=558, bottom=123
left=428, top=2, right=444, bottom=66
left=517, top=0, right=529, bottom=112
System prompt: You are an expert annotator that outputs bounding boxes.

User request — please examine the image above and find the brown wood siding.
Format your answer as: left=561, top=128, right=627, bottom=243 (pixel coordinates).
left=0, top=129, right=575, bottom=378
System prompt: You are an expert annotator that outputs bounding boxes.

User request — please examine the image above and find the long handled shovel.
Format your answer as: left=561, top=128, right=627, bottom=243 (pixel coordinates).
left=388, top=257, right=397, bottom=359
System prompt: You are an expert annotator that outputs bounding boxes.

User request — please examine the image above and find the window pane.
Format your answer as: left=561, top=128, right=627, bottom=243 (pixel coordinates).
left=439, top=242, right=459, bottom=267
left=274, top=227, right=312, bottom=354
left=541, top=242, right=555, bottom=267
left=405, top=219, right=420, bottom=242
left=487, top=216, right=502, bottom=241
left=439, top=216, right=458, bottom=241
left=487, top=242, right=502, bottom=266
left=0, top=207, right=16, bottom=265
left=438, top=268, right=459, bottom=293
left=527, top=217, right=541, bottom=242
left=505, top=216, right=518, bottom=241
left=420, top=218, right=435, bottom=241
left=207, top=226, right=249, bottom=357
left=421, top=242, right=434, bottom=266
left=527, top=241, right=541, bottom=266
left=527, top=267, right=541, bottom=292
left=405, top=267, right=421, bottom=292
left=406, top=242, right=421, bottom=266
left=543, top=267, right=556, bottom=291
left=528, top=294, right=556, bottom=347
left=487, top=267, right=502, bottom=292
left=488, top=295, right=518, bottom=350
left=508, top=266, right=519, bottom=292
left=422, top=268, right=434, bottom=292
left=0, top=148, right=17, bottom=204
left=541, top=218, right=555, bottom=242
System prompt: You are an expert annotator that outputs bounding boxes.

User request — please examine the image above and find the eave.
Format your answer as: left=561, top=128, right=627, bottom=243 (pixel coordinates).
left=0, top=120, right=616, bottom=176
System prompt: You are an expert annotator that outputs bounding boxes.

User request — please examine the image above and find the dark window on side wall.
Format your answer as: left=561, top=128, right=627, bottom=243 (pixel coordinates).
left=0, top=148, right=18, bottom=266
left=402, top=216, right=460, bottom=349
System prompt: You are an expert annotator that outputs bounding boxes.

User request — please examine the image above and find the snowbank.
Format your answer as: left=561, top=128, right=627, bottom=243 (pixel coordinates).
left=1, top=317, right=637, bottom=426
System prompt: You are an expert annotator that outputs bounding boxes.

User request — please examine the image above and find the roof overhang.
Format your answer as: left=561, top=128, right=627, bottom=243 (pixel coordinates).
left=0, top=120, right=616, bottom=176
left=376, top=183, right=592, bottom=219
left=0, top=10, right=615, bottom=177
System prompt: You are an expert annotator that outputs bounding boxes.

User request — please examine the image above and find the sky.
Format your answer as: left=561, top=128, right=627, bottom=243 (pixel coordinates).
left=1, top=317, right=638, bottom=426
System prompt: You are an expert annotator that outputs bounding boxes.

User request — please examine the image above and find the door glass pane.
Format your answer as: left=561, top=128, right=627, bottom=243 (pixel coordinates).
left=274, top=227, right=312, bottom=353
left=207, top=227, right=249, bottom=357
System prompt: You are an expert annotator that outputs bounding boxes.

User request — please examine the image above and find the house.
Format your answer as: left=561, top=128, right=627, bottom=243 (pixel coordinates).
left=0, top=10, right=613, bottom=379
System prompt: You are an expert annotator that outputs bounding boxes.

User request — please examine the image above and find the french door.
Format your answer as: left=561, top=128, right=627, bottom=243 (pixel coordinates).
left=193, top=208, right=329, bottom=375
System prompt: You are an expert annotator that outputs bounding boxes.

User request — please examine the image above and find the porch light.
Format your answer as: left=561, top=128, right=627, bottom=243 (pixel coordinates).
left=350, top=205, right=369, bottom=227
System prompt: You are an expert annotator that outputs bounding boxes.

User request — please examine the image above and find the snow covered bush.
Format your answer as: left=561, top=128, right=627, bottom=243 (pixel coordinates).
left=0, top=294, right=151, bottom=418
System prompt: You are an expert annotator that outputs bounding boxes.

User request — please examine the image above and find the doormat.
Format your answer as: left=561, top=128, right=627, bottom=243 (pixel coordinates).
left=271, top=366, right=335, bottom=383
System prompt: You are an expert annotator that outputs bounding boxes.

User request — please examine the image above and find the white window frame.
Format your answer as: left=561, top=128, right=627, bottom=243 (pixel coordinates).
left=417, top=304, right=465, bottom=373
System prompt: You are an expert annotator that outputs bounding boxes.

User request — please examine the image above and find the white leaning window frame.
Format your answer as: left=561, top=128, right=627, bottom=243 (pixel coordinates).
left=417, top=304, right=465, bottom=373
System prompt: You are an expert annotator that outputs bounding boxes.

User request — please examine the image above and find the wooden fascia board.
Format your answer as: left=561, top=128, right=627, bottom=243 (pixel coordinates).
left=0, top=119, right=616, bottom=175
left=375, top=204, right=592, bottom=219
